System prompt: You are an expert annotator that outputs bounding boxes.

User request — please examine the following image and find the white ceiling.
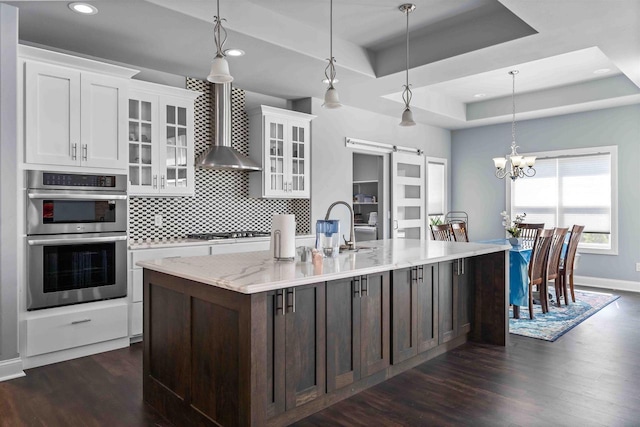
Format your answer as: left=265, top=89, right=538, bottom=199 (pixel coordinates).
left=5, top=0, right=640, bottom=129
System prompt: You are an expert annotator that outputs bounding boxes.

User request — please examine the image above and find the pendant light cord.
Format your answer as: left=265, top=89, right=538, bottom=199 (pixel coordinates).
left=405, top=8, right=409, bottom=90
left=324, top=0, right=337, bottom=87
left=214, top=0, right=227, bottom=57
left=511, top=71, right=516, bottom=144
left=401, top=5, right=413, bottom=109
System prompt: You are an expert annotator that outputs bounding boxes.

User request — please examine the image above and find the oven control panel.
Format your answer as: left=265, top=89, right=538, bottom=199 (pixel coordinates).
left=42, top=173, right=116, bottom=188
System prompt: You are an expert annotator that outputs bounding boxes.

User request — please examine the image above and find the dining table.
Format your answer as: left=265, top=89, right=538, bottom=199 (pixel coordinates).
left=479, top=238, right=532, bottom=319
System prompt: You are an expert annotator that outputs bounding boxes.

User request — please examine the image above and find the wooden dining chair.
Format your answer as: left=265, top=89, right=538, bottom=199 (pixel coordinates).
left=547, top=227, right=569, bottom=307
left=450, top=222, right=469, bottom=242
left=517, top=223, right=544, bottom=247
left=559, top=225, right=585, bottom=305
left=527, top=228, right=553, bottom=319
left=430, top=223, right=453, bottom=241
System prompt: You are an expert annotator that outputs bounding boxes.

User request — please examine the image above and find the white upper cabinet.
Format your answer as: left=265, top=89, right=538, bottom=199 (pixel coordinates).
left=127, top=81, right=200, bottom=196
left=22, top=47, right=135, bottom=170
left=248, top=105, right=315, bottom=199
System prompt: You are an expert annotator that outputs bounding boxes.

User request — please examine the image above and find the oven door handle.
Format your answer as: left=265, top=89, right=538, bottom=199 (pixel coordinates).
left=28, top=192, right=127, bottom=201
left=28, top=235, right=128, bottom=246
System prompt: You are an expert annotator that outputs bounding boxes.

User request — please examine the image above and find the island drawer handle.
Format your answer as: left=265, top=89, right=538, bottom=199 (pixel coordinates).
left=286, top=288, right=295, bottom=313
left=353, top=277, right=361, bottom=298
left=71, top=319, right=91, bottom=325
left=276, top=290, right=285, bottom=315
left=418, top=266, right=424, bottom=282
left=361, top=276, right=368, bottom=296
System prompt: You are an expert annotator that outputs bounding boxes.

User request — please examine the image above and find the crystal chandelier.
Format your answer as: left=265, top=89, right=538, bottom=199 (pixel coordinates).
left=492, top=70, right=536, bottom=180
left=322, top=0, right=342, bottom=108
left=399, top=3, right=416, bottom=126
left=207, top=0, right=233, bottom=83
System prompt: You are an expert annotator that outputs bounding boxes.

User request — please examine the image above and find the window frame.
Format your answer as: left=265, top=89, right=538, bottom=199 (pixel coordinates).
left=506, top=145, right=618, bottom=255
left=426, top=156, right=448, bottom=224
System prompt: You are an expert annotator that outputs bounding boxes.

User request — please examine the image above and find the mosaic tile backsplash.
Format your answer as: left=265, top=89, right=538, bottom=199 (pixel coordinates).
left=128, top=78, right=310, bottom=240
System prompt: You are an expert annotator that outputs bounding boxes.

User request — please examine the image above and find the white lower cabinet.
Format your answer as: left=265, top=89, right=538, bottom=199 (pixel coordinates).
left=25, top=301, right=128, bottom=357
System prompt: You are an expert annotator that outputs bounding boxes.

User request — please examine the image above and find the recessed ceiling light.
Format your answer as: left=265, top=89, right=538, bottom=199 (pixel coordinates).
left=68, top=2, right=98, bottom=15
left=322, top=78, right=339, bottom=84
left=224, top=49, right=245, bottom=57
left=473, top=93, right=487, bottom=98
left=593, top=68, right=611, bottom=74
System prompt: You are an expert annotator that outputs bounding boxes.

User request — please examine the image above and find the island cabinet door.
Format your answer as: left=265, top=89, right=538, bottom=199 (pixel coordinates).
left=456, top=258, right=473, bottom=335
left=267, top=283, right=326, bottom=416
left=438, top=260, right=458, bottom=344
left=391, top=267, right=418, bottom=364
left=416, top=264, right=439, bottom=353
left=326, top=277, right=362, bottom=392
left=360, top=272, right=390, bottom=378
left=391, top=265, right=439, bottom=364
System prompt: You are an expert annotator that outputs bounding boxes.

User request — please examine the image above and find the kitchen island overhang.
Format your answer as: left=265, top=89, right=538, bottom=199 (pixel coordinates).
left=139, top=239, right=510, bottom=426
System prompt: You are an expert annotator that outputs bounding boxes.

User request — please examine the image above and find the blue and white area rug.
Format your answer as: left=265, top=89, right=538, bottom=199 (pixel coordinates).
left=509, top=289, right=619, bottom=342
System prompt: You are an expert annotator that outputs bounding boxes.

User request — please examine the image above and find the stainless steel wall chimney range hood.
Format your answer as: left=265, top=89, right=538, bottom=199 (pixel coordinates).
left=195, top=83, right=261, bottom=171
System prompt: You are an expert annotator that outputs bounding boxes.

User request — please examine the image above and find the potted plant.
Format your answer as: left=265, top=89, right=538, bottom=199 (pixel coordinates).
left=500, top=211, right=526, bottom=246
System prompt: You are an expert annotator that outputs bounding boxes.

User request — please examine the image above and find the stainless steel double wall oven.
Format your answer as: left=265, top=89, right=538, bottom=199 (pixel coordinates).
left=26, top=171, right=128, bottom=310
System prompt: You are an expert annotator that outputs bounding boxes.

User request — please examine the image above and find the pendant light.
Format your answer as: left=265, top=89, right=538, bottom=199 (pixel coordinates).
left=399, top=3, right=416, bottom=126
left=207, top=0, right=233, bottom=83
left=492, top=70, right=536, bottom=180
left=322, top=0, right=342, bottom=108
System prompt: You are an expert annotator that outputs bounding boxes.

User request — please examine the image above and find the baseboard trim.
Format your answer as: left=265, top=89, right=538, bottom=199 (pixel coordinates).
left=0, top=358, right=25, bottom=382
left=22, top=337, right=130, bottom=370
left=574, top=275, right=640, bottom=293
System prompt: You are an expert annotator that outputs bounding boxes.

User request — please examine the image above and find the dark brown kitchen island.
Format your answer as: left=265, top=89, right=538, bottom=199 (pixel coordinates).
left=138, top=239, right=509, bottom=426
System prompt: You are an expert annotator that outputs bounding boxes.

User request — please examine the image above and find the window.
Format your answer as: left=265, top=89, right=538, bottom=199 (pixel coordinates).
left=509, top=146, right=617, bottom=254
left=426, top=157, right=447, bottom=224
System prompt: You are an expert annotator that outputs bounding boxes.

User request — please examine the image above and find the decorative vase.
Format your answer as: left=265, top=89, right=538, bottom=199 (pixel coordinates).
left=508, top=237, right=522, bottom=246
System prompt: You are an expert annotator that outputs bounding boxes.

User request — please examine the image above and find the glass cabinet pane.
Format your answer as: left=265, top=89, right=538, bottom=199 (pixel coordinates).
left=299, top=127, right=304, bottom=142
left=128, top=122, right=139, bottom=141
left=129, top=166, right=139, bottom=185
left=141, top=101, right=152, bottom=121
left=177, top=107, right=186, bottom=126
left=292, top=127, right=298, bottom=142
left=177, top=148, right=187, bottom=166
left=270, top=123, right=276, bottom=139
left=166, top=105, right=175, bottom=124
left=129, top=145, right=139, bottom=164
left=141, top=166, right=152, bottom=186
left=167, top=126, right=176, bottom=144
left=141, top=123, right=151, bottom=143
left=166, top=147, right=176, bottom=166
left=177, top=169, right=187, bottom=187
left=167, top=168, right=176, bottom=186
left=129, top=100, right=139, bottom=120
left=277, top=124, right=283, bottom=139
left=178, top=128, right=186, bottom=146
left=141, top=145, right=152, bottom=164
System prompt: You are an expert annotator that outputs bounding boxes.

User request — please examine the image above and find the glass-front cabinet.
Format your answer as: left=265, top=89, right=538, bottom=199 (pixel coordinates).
left=248, top=105, right=315, bottom=199
left=127, top=81, right=200, bottom=196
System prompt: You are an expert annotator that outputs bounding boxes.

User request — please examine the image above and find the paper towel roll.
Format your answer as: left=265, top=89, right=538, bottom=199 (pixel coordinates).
left=270, top=214, right=296, bottom=260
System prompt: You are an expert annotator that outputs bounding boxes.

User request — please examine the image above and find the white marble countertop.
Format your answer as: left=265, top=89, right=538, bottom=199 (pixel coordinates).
left=136, top=239, right=510, bottom=294
left=129, top=234, right=315, bottom=250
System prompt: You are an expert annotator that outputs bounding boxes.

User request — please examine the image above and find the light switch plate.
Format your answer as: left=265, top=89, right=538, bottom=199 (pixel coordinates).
left=636, top=262, right=640, bottom=272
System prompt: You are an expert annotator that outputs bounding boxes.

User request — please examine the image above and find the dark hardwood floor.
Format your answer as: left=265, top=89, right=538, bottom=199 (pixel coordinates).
left=1, top=287, right=638, bottom=427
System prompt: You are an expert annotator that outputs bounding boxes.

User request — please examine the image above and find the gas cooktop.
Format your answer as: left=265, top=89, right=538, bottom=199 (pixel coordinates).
left=187, top=231, right=271, bottom=240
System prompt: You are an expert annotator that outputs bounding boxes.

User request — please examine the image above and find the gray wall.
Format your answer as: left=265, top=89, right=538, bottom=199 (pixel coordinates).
left=0, top=4, right=19, bottom=362
left=452, top=104, right=640, bottom=284
left=304, top=97, right=451, bottom=235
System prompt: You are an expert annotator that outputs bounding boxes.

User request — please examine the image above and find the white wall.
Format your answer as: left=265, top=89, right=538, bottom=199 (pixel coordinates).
left=452, top=104, right=640, bottom=285
left=303, top=97, right=451, bottom=235
left=0, top=4, right=20, bottom=367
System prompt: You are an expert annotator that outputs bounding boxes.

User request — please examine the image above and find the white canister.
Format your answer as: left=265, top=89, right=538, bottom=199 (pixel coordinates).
left=270, top=214, right=296, bottom=260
